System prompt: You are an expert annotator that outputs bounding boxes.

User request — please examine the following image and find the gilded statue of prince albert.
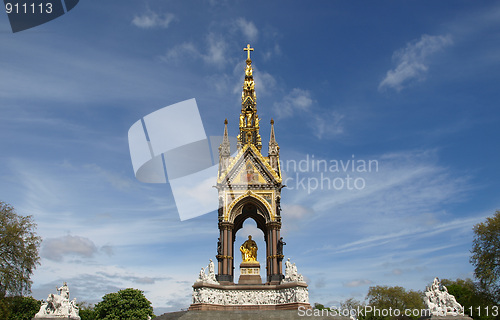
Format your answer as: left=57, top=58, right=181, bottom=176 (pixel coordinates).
left=240, top=235, right=258, bottom=262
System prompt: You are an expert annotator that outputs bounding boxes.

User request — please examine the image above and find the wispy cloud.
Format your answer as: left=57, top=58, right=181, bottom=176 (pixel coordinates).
left=312, top=111, right=345, bottom=139
left=202, top=33, right=228, bottom=66
left=378, top=34, right=453, bottom=91
left=344, top=279, right=373, bottom=287
left=234, top=18, right=258, bottom=42
left=262, top=44, right=281, bottom=61
left=273, top=88, right=313, bottom=118
left=42, top=235, right=99, bottom=261
left=161, top=33, right=228, bottom=67
left=132, top=11, right=176, bottom=29
left=162, top=42, right=199, bottom=62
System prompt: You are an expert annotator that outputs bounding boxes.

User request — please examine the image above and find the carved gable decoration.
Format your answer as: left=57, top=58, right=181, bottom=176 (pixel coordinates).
left=219, top=145, right=280, bottom=187
left=232, top=160, right=267, bottom=185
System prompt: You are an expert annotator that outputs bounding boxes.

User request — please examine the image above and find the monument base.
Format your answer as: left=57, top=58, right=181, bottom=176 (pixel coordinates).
left=33, top=317, right=80, bottom=320
left=420, top=316, right=473, bottom=320
left=156, top=310, right=348, bottom=320
left=238, top=261, right=262, bottom=285
left=189, top=281, right=310, bottom=311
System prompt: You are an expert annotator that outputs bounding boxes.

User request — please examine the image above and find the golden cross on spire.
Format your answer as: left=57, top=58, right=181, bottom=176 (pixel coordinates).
left=244, top=44, right=254, bottom=60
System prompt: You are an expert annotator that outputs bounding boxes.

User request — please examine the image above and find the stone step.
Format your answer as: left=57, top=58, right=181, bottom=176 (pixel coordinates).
left=155, top=310, right=350, bottom=320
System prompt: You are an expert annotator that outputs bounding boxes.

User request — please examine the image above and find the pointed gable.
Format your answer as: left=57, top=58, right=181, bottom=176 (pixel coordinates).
left=218, top=144, right=281, bottom=186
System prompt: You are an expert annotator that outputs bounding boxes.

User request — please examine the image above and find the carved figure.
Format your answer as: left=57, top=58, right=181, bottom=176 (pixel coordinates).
left=197, top=267, right=207, bottom=282
left=277, top=237, right=286, bottom=256
left=285, top=258, right=292, bottom=279
left=240, top=235, right=258, bottom=262
left=276, top=196, right=282, bottom=214
left=217, top=238, right=222, bottom=256
left=208, top=259, right=217, bottom=283
left=196, top=260, right=218, bottom=284
left=239, top=114, right=244, bottom=128
left=35, top=282, right=80, bottom=319
left=424, top=277, right=464, bottom=316
left=283, top=258, right=304, bottom=283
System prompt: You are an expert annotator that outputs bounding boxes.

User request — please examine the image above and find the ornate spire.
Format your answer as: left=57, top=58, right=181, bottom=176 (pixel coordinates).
left=269, top=119, right=279, bottom=155
left=268, top=119, right=280, bottom=173
left=237, top=44, right=262, bottom=150
left=218, top=119, right=231, bottom=175
left=219, top=119, right=230, bottom=157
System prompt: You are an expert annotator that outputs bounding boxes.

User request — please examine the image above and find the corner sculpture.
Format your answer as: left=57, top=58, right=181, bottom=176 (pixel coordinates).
left=196, top=259, right=218, bottom=284
left=34, top=282, right=80, bottom=319
left=424, top=277, right=465, bottom=316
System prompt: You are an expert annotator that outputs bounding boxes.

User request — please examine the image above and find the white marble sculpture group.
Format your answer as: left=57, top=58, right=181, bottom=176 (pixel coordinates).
left=424, top=277, right=464, bottom=316
left=196, top=259, right=218, bottom=284
left=35, top=282, right=80, bottom=319
left=282, top=258, right=305, bottom=283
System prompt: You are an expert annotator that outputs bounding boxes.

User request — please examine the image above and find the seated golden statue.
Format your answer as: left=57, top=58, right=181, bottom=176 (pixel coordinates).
left=240, top=235, right=258, bottom=262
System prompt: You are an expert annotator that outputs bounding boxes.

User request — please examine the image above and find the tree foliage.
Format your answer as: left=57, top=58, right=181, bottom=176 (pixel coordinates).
left=78, top=302, right=97, bottom=320
left=314, top=302, right=330, bottom=310
left=471, top=210, right=500, bottom=301
left=94, top=288, right=154, bottom=320
left=6, top=296, right=40, bottom=320
left=0, top=296, right=40, bottom=320
left=0, top=201, right=41, bottom=297
left=365, top=285, right=425, bottom=320
left=441, top=278, right=497, bottom=320
left=341, top=297, right=365, bottom=313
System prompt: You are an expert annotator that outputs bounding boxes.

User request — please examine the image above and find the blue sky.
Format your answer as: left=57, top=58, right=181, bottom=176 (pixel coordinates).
left=1, top=0, right=499, bottom=314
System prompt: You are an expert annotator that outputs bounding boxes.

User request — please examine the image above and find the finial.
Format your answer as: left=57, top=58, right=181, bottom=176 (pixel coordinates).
left=244, top=44, right=254, bottom=60
left=224, top=118, right=228, bottom=125
left=270, top=118, right=274, bottom=125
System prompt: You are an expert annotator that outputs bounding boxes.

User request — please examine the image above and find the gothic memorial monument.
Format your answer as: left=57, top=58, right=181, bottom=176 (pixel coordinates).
left=189, top=45, right=310, bottom=310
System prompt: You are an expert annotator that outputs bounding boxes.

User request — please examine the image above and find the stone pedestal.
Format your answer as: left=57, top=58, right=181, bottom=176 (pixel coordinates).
left=190, top=281, right=310, bottom=310
left=33, top=318, right=80, bottom=320
left=238, top=261, right=262, bottom=285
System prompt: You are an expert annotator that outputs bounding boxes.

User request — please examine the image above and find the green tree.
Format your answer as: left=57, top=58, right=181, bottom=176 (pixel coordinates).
left=341, top=297, right=366, bottom=318
left=441, top=278, right=497, bottom=320
left=94, top=288, right=154, bottom=320
left=78, top=302, right=97, bottom=320
left=0, top=201, right=41, bottom=297
left=470, top=210, right=500, bottom=302
left=314, top=302, right=330, bottom=310
left=6, top=296, right=40, bottom=320
left=365, top=285, right=425, bottom=320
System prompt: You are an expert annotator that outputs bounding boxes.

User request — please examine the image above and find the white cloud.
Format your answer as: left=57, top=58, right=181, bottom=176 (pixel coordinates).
left=253, top=70, right=277, bottom=96
left=392, top=268, right=403, bottom=275
left=344, top=279, right=373, bottom=287
left=132, top=11, right=175, bottom=29
left=162, top=42, right=199, bottom=62
left=312, top=111, right=345, bottom=139
left=202, top=33, right=228, bottom=66
left=83, top=164, right=133, bottom=191
left=262, top=44, right=281, bottom=61
left=162, top=34, right=228, bottom=67
left=234, top=18, right=258, bottom=42
left=282, top=204, right=313, bottom=219
left=273, top=88, right=313, bottom=118
left=42, top=235, right=98, bottom=261
left=379, top=34, right=453, bottom=91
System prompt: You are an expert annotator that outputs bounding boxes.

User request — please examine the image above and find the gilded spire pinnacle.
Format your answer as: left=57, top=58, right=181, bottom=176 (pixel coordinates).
left=237, top=44, right=261, bottom=150
left=244, top=44, right=254, bottom=61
